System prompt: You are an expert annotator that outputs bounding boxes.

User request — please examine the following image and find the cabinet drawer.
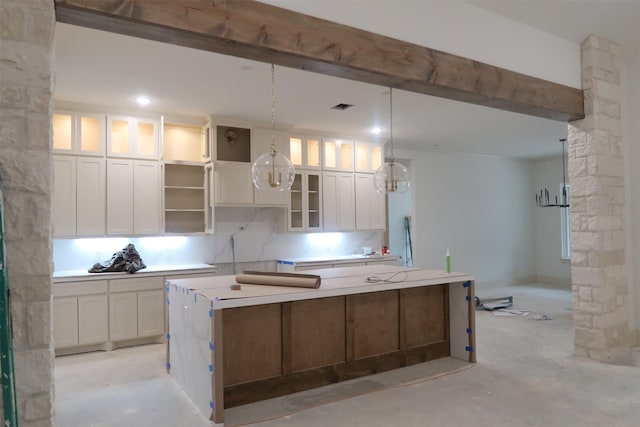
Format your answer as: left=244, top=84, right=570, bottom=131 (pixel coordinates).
left=54, top=280, right=108, bottom=297
left=109, top=276, right=163, bottom=293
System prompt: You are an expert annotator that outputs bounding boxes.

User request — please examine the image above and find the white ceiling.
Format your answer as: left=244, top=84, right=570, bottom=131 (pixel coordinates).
left=52, top=1, right=638, bottom=160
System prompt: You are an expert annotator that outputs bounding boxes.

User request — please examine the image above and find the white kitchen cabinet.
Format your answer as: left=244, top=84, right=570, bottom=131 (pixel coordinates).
left=53, top=280, right=108, bottom=352
left=214, top=161, right=253, bottom=206
left=76, top=156, right=106, bottom=236
left=53, top=297, right=79, bottom=348
left=137, top=290, right=165, bottom=337
left=355, top=140, right=383, bottom=173
left=52, top=111, right=105, bottom=156
left=163, top=122, right=208, bottom=163
left=323, top=138, right=354, bottom=171
left=322, top=171, right=355, bottom=232
left=288, top=171, right=322, bottom=232
left=107, top=115, right=159, bottom=159
left=52, top=155, right=77, bottom=237
left=290, top=135, right=322, bottom=170
left=77, top=295, right=109, bottom=345
left=109, top=292, right=138, bottom=341
left=53, top=155, right=106, bottom=237
left=106, top=159, right=160, bottom=235
left=204, top=162, right=215, bottom=233
left=109, top=277, right=165, bottom=343
left=355, top=173, right=386, bottom=230
left=133, top=160, right=161, bottom=234
left=163, top=162, right=207, bottom=234
left=252, top=128, right=290, bottom=206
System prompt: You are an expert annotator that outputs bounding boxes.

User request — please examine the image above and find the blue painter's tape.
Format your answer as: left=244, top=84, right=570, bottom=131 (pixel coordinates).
left=166, top=298, right=170, bottom=305
left=465, top=346, right=474, bottom=352
left=209, top=342, right=215, bottom=351
left=210, top=401, right=214, bottom=410
left=166, top=362, right=171, bottom=370
left=166, top=334, right=171, bottom=340
left=165, top=284, right=170, bottom=292
left=463, top=281, right=471, bottom=288
left=278, top=260, right=294, bottom=265
left=210, top=300, right=214, bottom=308
left=209, top=309, right=214, bottom=318
left=465, top=295, right=471, bottom=302
left=208, top=364, right=214, bottom=373
left=466, top=328, right=472, bottom=334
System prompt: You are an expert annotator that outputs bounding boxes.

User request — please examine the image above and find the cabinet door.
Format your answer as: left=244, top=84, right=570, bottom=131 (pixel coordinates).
left=78, top=294, right=108, bottom=345
left=214, top=161, right=253, bottom=205
left=355, top=173, right=386, bottom=230
left=109, top=292, right=138, bottom=341
left=204, top=162, right=215, bottom=233
left=137, top=290, right=165, bottom=338
left=355, top=141, right=383, bottom=173
left=306, top=172, right=322, bottom=231
left=76, top=157, right=106, bottom=236
left=323, top=172, right=354, bottom=231
left=52, top=112, right=74, bottom=153
left=133, top=160, right=161, bottom=234
left=106, top=159, right=134, bottom=234
left=323, top=138, right=354, bottom=171
left=108, top=115, right=159, bottom=159
left=52, top=155, right=77, bottom=237
left=53, top=297, right=79, bottom=349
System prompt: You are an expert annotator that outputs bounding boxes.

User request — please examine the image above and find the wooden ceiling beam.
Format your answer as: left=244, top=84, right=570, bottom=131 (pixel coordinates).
left=54, top=0, right=584, bottom=122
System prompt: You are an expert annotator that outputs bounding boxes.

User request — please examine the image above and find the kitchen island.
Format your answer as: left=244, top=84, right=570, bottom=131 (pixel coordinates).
left=166, top=265, right=475, bottom=425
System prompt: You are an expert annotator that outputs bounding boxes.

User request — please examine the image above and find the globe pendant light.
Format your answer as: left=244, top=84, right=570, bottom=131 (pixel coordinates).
left=374, top=88, right=410, bottom=194
left=252, top=64, right=295, bottom=191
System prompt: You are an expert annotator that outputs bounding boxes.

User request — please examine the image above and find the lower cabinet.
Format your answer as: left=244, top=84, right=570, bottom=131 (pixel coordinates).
left=109, top=277, right=165, bottom=343
left=54, top=275, right=167, bottom=355
left=53, top=280, right=109, bottom=352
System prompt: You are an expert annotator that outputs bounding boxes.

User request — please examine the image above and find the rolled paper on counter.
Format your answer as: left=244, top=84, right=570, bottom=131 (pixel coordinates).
left=236, top=271, right=321, bottom=288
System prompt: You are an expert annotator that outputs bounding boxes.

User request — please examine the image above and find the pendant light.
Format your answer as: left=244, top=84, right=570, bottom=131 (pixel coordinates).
left=535, top=138, right=570, bottom=208
left=251, top=64, right=295, bottom=191
left=374, top=88, right=410, bottom=194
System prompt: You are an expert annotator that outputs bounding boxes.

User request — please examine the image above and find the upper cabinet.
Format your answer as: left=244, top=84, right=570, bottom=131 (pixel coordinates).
left=163, top=122, right=208, bottom=163
left=355, top=140, right=383, bottom=173
left=52, top=111, right=105, bottom=156
left=107, top=115, right=159, bottom=159
left=323, top=138, right=354, bottom=172
left=289, top=135, right=322, bottom=170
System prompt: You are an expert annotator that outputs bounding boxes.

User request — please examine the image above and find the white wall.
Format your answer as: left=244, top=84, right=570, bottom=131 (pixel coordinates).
left=532, top=156, right=572, bottom=286
left=387, top=159, right=413, bottom=265
left=397, top=149, right=535, bottom=287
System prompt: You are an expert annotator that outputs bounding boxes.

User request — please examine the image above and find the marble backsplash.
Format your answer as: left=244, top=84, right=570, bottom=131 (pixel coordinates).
left=53, top=207, right=383, bottom=273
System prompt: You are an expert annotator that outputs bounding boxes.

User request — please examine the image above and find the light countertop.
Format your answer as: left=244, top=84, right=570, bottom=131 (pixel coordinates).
left=54, top=263, right=217, bottom=283
left=276, top=254, right=400, bottom=265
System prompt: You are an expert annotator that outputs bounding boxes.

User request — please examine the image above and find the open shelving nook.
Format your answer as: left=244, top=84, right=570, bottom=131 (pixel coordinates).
left=163, top=162, right=205, bottom=234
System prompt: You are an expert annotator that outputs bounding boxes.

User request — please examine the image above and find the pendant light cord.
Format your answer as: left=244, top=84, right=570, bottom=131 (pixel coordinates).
left=270, top=64, right=276, bottom=154
left=389, top=88, right=395, bottom=162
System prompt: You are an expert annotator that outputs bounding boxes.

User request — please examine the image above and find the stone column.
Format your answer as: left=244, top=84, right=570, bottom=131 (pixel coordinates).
left=569, top=35, right=629, bottom=362
left=0, top=0, right=55, bottom=425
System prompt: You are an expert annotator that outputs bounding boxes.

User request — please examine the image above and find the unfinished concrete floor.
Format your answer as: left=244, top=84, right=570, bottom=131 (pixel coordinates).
left=54, top=284, right=640, bottom=427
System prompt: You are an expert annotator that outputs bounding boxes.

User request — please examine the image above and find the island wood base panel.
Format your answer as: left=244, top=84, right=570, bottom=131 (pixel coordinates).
left=221, top=285, right=449, bottom=408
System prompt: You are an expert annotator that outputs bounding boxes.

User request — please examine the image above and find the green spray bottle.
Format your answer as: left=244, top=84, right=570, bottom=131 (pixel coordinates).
left=446, top=248, right=451, bottom=273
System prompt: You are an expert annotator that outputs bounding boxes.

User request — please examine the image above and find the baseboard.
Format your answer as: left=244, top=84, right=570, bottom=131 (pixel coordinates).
left=534, top=275, right=572, bottom=289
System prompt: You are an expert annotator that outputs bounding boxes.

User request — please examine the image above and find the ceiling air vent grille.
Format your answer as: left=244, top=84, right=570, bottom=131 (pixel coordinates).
left=331, top=103, right=354, bottom=110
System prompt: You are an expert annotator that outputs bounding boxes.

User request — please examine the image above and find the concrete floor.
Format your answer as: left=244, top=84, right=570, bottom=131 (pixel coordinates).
left=54, top=284, right=640, bottom=427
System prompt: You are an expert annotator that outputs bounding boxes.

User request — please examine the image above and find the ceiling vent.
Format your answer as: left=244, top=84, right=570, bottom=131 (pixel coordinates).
left=331, top=103, right=354, bottom=110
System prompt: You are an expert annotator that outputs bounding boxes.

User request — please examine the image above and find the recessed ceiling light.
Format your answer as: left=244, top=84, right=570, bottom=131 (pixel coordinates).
left=136, top=95, right=152, bottom=106
left=371, top=127, right=382, bottom=135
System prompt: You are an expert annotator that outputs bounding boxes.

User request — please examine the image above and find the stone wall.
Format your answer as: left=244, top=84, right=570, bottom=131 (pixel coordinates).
left=0, top=0, right=55, bottom=425
left=569, top=35, right=630, bottom=361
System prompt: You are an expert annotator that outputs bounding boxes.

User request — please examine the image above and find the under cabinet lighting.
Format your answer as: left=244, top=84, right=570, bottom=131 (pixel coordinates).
left=307, top=232, right=343, bottom=248
left=74, top=237, right=129, bottom=252
left=371, top=127, right=382, bottom=135
left=138, top=236, right=187, bottom=250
